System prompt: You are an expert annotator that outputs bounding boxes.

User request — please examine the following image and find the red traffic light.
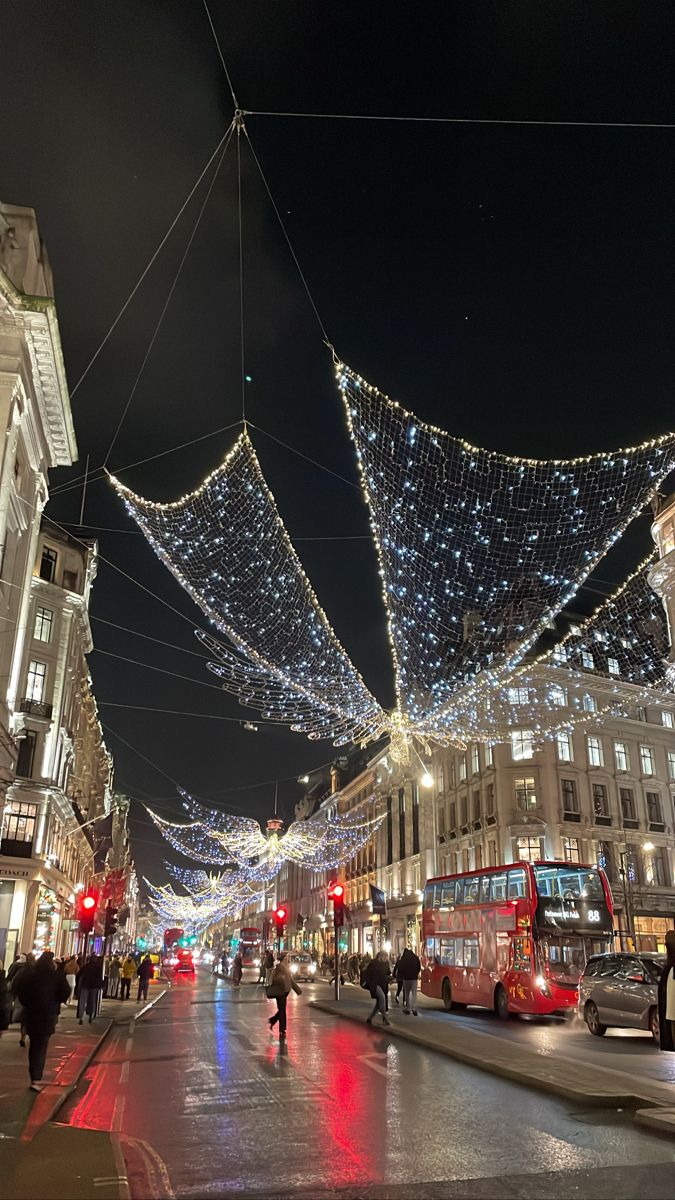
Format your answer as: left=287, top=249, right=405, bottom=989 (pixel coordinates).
left=274, top=906, right=287, bottom=922
left=331, top=884, right=344, bottom=900
left=82, top=895, right=96, bottom=910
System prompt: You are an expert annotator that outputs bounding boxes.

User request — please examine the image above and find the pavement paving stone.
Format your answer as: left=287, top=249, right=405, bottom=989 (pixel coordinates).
left=311, top=989, right=675, bottom=1114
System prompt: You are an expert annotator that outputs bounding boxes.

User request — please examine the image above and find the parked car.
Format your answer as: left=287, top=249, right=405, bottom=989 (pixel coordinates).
left=578, top=951, right=664, bottom=1043
left=287, top=952, right=317, bottom=981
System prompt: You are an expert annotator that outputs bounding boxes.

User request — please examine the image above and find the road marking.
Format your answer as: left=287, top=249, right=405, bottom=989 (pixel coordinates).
left=112, top=1094, right=125, bottom=1131
left=119, top=1060, right=130, bottom=1084
left=357, top=1052, right=389, bottom=1077
left=125, top=1037, right=134, bottom=1055
left=128, top=1022, right=135, bottom=1036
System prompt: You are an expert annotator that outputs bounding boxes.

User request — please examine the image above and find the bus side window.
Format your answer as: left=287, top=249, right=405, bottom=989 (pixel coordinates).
left=465, top=937, right=479, bottom=967
left=439, top=938, right=455, bottom=967
left=440, top=881, right=455, bottom=908
left=454, top=880, right=464, bottom=905
left=422, top=886, right=433, bottom=910
left=480, top=876, right=491, bottom=903
left=492, top=872, right=507, bottom=902
left=426, top=937, right=436, bottom=962
left=465, top=877, right=480, bottom=904
left=507, top=868, right=527, bottom=899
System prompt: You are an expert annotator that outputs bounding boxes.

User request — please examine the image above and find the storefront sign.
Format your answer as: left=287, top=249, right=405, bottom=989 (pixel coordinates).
left=370, top=884, right=386, bottom=915
left=1, top=867, right=30, bottom=879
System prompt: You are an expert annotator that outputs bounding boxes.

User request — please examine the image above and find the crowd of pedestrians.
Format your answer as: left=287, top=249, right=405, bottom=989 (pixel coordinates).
left=0, top=946, right=157, bottom=1092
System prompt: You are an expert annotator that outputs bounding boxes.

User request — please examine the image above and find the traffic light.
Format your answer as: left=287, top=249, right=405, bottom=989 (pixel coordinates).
left=273, top=905, right=287, bottom=937
left=104, top=904, right=118, bottom=937
left=328, top=882, right=345, bottom=927
left=78, top=890, right=98, bottom=934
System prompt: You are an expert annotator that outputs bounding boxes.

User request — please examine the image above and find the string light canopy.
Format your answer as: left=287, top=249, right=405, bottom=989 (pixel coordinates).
left=110, top=431, right=388, bottom=750
left=147, top=865, right=266, bottom=930
left=339, top=363, right=675, bottom=729
left=111, top=366, right=675, bottom=763
left=146, top=788, right=385, bottom=875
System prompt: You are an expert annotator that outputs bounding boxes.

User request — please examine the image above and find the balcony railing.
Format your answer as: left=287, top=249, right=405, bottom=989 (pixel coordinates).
left=20, top=698, right=53, bottom=719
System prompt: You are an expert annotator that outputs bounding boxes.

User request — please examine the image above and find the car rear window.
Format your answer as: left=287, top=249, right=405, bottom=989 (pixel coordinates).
left=582, top=958, right=603, bottom=978
left=641, top=958, right=665, bottom=983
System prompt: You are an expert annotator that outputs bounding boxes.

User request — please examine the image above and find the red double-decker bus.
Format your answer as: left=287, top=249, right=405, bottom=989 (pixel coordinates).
left=421, top=860, right=613, bottom=1018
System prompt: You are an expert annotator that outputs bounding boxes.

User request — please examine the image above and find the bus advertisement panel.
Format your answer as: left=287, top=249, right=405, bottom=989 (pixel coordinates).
left=421, top=860, right=613, bottom=1017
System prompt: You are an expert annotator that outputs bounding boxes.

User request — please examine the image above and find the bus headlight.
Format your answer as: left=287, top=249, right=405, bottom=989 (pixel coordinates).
left=536, top=974, right=550, bottom=995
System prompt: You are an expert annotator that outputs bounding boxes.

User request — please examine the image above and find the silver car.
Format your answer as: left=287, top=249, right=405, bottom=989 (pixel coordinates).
left=579, top=952, right=664, bottom=1044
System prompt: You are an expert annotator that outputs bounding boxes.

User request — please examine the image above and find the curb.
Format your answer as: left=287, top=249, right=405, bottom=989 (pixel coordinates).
left=309, top=999, right=673, bottom=1121
left=110, top=1130, right=132, bottom=1200
left=134, top=988, right=168, bottom=1022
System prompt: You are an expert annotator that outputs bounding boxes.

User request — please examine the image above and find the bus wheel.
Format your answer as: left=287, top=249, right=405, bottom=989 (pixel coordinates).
left=494, top=985, right=510, bottom=1020
left=442, top=978, right=453, bottom=1012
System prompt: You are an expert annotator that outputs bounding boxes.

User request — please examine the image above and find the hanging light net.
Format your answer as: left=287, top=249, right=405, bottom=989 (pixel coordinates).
left=339, top=363, right=675, bottom=729
left=110, top=430, right=388, bottom=748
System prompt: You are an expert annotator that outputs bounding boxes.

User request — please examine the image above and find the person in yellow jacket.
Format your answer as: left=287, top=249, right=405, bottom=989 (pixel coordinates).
left=120, top=954, right=136, bottom=1001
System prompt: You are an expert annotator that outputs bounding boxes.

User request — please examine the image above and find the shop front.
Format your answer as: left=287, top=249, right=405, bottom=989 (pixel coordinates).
left=634, top=914, right=674, bottom=953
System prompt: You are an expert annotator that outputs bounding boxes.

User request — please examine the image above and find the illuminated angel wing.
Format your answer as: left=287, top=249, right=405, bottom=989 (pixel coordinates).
left=146, top=798, right=267, bottom=867
left=280, top=805, right=385, bottom=870
left=339, top=362, right=675, bottom=728
left=110, top=430, right=388, bottom=750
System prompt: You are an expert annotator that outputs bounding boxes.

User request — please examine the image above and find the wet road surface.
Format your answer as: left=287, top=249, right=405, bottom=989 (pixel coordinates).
left=60, top=973, right=675, bottom=1199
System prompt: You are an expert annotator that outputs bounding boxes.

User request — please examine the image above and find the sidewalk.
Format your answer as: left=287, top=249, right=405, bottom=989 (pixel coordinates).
left=310, top=988, right=675, bottom=1137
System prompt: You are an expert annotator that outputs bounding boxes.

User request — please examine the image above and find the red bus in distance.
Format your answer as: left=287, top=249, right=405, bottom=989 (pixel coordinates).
left=421, top=860, right=613, bottom=1018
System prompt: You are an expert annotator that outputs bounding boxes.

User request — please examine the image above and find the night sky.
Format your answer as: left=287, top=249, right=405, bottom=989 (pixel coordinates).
left=3, top=1, right=675, bottom=886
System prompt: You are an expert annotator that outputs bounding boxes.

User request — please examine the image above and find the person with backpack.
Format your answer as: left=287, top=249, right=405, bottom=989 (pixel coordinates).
left=266, top=952, right=302, bottom=1039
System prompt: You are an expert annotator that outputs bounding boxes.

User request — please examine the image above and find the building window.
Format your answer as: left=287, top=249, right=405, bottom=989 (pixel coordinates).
left=511, top=730, right=534, bottom=761
left=39, top=545, right=57, bottom=583
left=471, top=745, right=480, bottom=775
left=623, top=845, right=640, bottom=884
left=16, top=730, right=37, bottom=778
left=668, top=751, right=675, bottom=781
left=562, top=836, right=581, bottom=864
left=639, top=745, right=655, bottom=777
left=412, top=783, right=420, bottom=856
left=33, top=606, right=53, bottom=643
left=517, top=835, right=543, bottom=862
left=398, top=788, right=406, bottom=860
left=646, top=792, right=663, bottom=825
left=507, top=687, right=530, bottom=705
left=26, top=660, right=47, bottom=704
left=485, top=782, right=495, bottom=815
left=583, top=693, right=597, bottom=712
left=489, top=840, right=498, bottom=867
left=644, top=847, right=669, bottom=887
left=550, top=685, right=567, bottom=707
left=437, top=806, right=445, bottom=836
left=662, top=711, right=674, bottom=729
left=475, top=844, right=483, bottom=870
left=460, top=796, right=468, bottom=826
left=472, top=789, right=481, bottom=822
left=458, top=755, right=467, bottom=782
left=581, top=650, right=594, bottom=670
left=587, top=735, right=603, bottom=768
left=514, top=777, right=536, bottom=812
left=607, top=657, right=620, bottom=676
left=386, top=795, right=393, bottom=866
left=449, top=801, right=456, bottom=830
left=2, top=800, right=38, bottom=843
left=485, top=743, right=493, bottom=767
left=620, top=787, right=636, bottom=823
left=614, top=741, right=630, bottom=772
left=592, top=782, right=609, bottom=818
left=561, top=778, right=580, bottom=815
left=596, top=840, right=614, bottom=881
left=556, top=732, right=573, bottom=763
left=438, top=763, right=445, bottom=793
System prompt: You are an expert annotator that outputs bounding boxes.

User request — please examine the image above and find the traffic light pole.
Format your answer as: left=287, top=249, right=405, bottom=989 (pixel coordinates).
left=334, top=910, right=340, bottom=1002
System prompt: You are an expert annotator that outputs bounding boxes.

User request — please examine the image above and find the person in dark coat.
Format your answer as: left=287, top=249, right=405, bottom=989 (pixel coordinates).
left=658, top=929, right=675, bottom=1052
left=16, top=951, right=70, bottom=1090
left=398, top=946, right=422, bottom=1016
left=136, top=954, right=154, bottom=1002
left=232, top=953, right=243, bottom=987
left=393, top=954, right=404, bottom=1005
left=77, top=954, right=104, bottom=1023
left=363, top=951, right=391, bottom=1026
